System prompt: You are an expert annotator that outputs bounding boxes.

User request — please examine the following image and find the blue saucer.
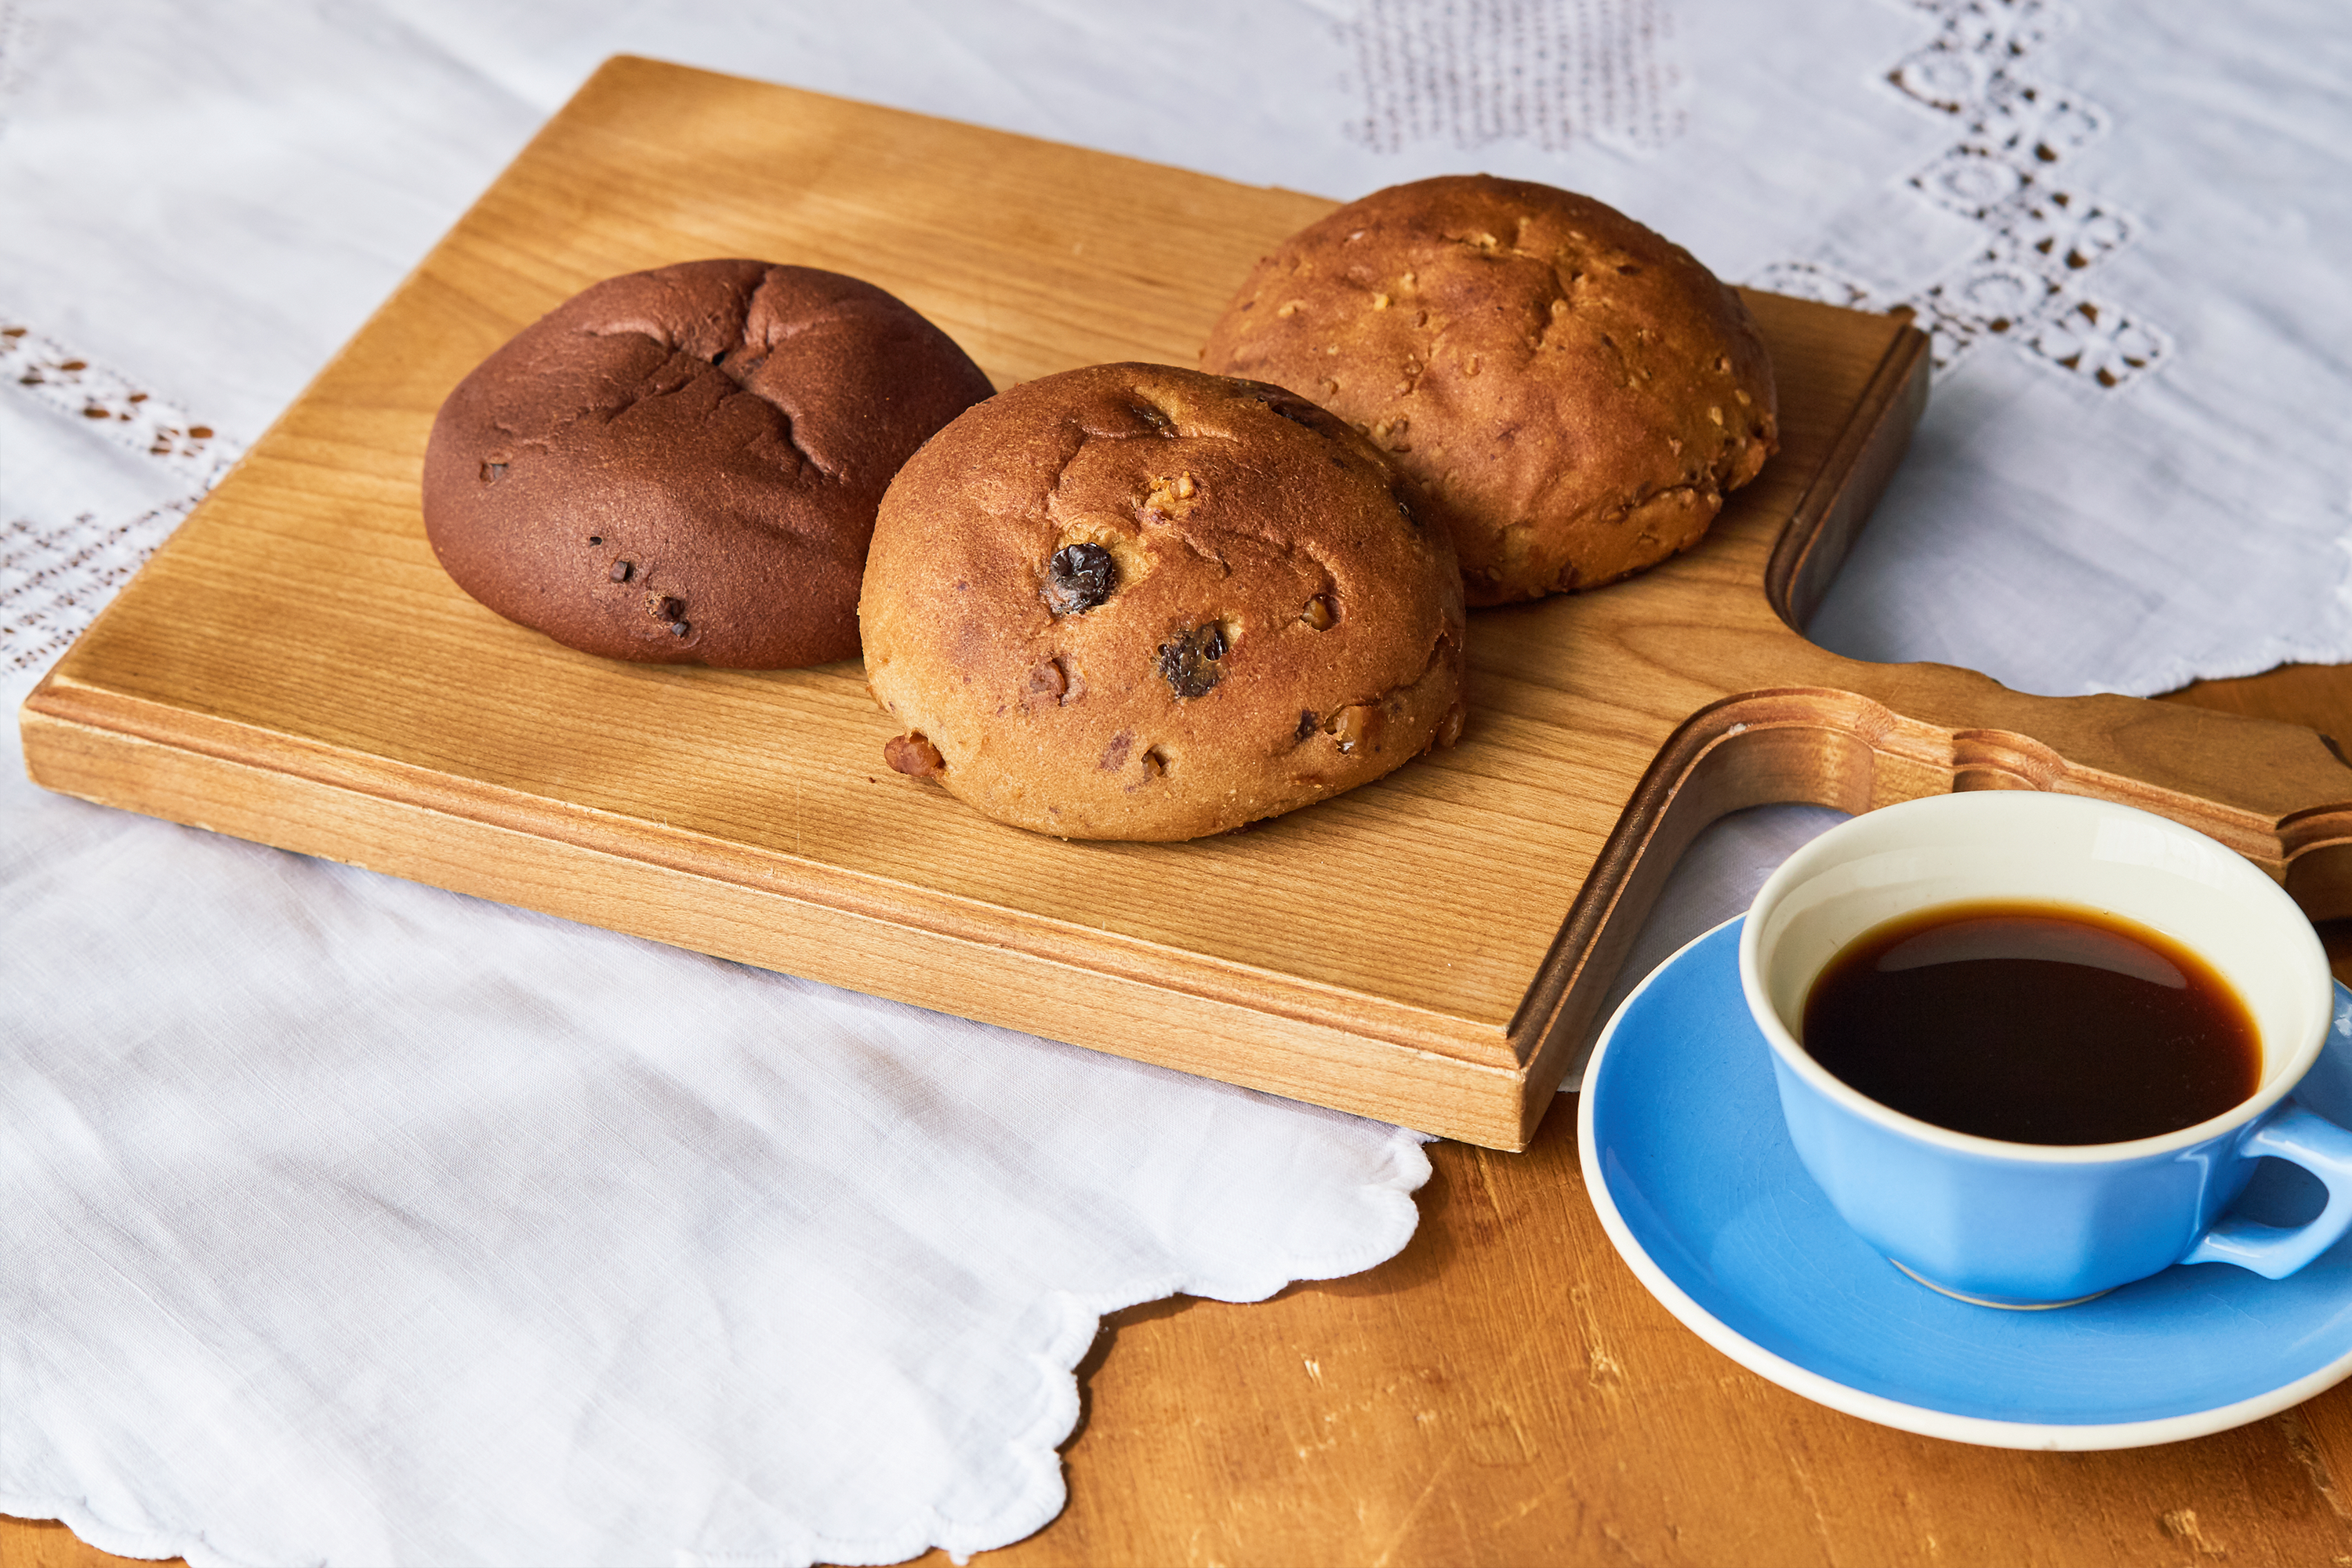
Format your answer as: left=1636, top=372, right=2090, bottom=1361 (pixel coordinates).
left=1578, top=916, right=2352, bottom=1449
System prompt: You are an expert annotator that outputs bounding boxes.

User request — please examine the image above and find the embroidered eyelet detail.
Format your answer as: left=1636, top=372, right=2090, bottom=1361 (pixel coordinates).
left=3, top=318, right=240, bottom=673
left=1753, top=0, right=2171, bottom=394
left=2, top=321, right=240, bottom=482
left=2, top=500, right=200, bottom=674
left=1339, top=0, right=1686, bottom=154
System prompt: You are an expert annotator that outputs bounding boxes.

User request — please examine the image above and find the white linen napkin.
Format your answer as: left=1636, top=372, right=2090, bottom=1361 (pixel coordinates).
left=5, top=2, right=2347, bottom=1563
left=0, top=713, right=1426, bottom=1564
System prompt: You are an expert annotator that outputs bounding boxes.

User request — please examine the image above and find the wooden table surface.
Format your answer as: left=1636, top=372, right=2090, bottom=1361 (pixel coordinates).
left=11, top=660, right=2352, bottom=1568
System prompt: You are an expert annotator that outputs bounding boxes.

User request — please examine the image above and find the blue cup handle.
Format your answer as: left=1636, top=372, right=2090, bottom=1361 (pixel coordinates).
left=2180, top=1106, right=2352, bottom=1279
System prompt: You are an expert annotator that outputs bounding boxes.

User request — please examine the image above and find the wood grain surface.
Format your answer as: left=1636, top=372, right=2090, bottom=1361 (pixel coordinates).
left=14, top=664, right=2352, bottom=1568
left=27, top=56, right=2352, bottom=1147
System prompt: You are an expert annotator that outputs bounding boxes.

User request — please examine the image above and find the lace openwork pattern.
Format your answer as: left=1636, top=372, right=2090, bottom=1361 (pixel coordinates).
left=1, top=319, right=241, bottom=675
left=1752, top=0, right=2168, bottom=392
left=1343, top=0, right=1685, bottom=155
left=0, top=500, right=205, bottom=676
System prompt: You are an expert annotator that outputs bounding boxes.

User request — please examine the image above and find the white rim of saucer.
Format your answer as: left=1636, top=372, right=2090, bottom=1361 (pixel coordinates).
left=1576, top=916, right=2352, bottom=1452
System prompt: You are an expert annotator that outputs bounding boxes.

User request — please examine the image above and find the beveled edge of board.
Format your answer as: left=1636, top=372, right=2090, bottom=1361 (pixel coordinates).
left=17, top=698, right=1537, bottom=1145
left=1763, top=317, right=1933, bottom=633
left=20, top=677, right=1522, bottom=1070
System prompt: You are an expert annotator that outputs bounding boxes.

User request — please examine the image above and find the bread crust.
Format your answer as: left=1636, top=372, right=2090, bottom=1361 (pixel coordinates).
left=423, top=259, right=994, bottom=667
left=1201, top=176, right=1778, bottom=605
left=859, top=364, right=1467, bottom=841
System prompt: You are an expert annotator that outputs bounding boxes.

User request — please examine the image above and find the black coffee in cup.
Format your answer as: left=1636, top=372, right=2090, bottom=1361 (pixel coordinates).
left=1801, top=900, right=2259, bottom=1145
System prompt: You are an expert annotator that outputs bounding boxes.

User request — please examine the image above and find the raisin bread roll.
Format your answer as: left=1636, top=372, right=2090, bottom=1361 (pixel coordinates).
left=859, top=363, right=1466, bottom=841
left=1201, top=175, right=1777, bottom=605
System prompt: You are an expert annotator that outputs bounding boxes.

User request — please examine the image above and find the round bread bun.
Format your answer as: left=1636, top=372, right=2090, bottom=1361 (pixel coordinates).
left=423, top=258, right=995, bottom=667
left=1200, top=175, right=1778, bottom=605
left=859, top=363, right=1468, bottom=842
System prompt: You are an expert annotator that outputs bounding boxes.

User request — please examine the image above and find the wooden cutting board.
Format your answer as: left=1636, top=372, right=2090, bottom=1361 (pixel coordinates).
left=24, top=56, right=2352, bottom=1149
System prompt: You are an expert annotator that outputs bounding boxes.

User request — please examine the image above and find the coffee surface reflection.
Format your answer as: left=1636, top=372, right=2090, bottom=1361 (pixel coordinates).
left=1801, top=901, right=2259, bottom=1145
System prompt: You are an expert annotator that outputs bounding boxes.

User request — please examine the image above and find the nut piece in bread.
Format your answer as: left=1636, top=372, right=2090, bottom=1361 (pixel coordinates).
left=1201, top=175, right=1777, bottom=605
left=859, top=363, right=1467, bottom=841
left=423, top=259, right=995, bottom=668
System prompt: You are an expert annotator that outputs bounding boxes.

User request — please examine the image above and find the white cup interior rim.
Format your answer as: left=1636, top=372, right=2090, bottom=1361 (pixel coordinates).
left=1737, top=793, right=2334, bottom=1164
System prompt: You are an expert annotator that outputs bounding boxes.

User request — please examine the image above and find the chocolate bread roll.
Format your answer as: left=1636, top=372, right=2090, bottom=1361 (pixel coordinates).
left=423, top=259, right=995, bottom=667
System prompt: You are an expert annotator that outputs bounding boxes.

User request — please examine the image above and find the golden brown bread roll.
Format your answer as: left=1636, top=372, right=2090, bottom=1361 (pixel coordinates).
left=1201, top=175, right=1777, bottom=605
left=859, top=363, right=1466, bottom=841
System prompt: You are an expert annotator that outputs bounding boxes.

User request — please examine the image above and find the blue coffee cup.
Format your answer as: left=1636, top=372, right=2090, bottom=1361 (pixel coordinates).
left=1739, top=792, right=2352, bottom=1308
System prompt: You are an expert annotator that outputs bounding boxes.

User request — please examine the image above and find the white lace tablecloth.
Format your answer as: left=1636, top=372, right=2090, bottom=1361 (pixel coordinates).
left=5, top=2, right=2348, bottom=1563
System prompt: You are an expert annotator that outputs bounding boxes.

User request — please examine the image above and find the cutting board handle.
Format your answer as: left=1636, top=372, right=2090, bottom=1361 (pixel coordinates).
left=1520, top=667, right=2352, bottom=1107
left=1640, top=670, right=2352, bottom=917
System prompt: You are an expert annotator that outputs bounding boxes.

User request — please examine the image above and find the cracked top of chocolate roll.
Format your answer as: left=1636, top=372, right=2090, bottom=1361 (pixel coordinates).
left=858, top=363, right=1468, bottom=842
left=423, top=259, right=995, bottom=667
left=1200, top=175, right=1778, bottom=606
